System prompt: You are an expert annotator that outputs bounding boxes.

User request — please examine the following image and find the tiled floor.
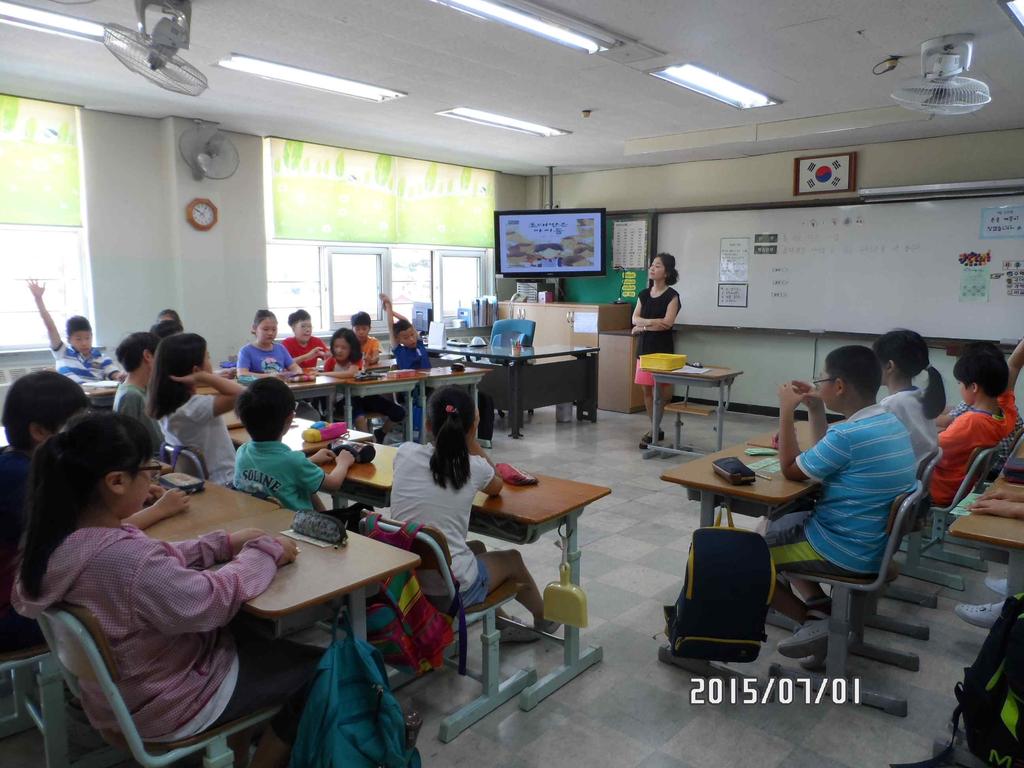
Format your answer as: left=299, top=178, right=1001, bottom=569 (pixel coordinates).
left=1, top=406, right=993, bottom=767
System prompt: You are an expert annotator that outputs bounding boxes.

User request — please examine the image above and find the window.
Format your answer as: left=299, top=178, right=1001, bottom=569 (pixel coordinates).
left=437, top=250, right=485, bottom=318
left=1, top=94, right=87, bottom=350
left=265, top=243, right=489, bottom=333
left=266, top=243, right=322, bottom=327
left=0, top=225, right=88, bottom=349
left=390, top=248, right=432, bottom=321
left=328, top=248, right=383, bottom=325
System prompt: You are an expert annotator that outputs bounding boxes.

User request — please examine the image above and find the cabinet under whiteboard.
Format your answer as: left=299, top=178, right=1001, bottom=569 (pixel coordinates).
left=718, top=283, right=748, bottom=308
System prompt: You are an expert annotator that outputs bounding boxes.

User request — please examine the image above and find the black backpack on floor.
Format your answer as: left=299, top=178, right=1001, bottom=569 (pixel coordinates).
left=663, top=506, right=773, bottom=663
left=894, top=595, right=1024, bottom=768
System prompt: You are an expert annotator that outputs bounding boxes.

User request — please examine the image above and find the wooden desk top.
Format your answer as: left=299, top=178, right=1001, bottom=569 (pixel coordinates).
left=146, top=494, right=419, bottom=617
left=472, top=474, right=610, bottom=525
left=228, top=418, right=373, bottom=454
left=950, top=513, right=1024, bottom=551
left=746, top=422, right=815, bottom=450
left=339, top=371, right=429, bottom=388
left=331, top=446, right=610, bottom=524
left=331, top=444, right=397, bottom=490
left=661, top=444, right=815, bottom=504
left=643, top=366, right=743, bottom=382
left=422, top=366, right=490, bottom=381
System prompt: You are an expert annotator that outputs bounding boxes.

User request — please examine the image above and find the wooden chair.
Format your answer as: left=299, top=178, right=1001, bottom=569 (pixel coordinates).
left=901, top=445, right=998, bottom=591
left=770, top=482, right=925, bottom=717
left=361, top=517, right=537, bottom=743
left=36, top=604, right=277, bottom=768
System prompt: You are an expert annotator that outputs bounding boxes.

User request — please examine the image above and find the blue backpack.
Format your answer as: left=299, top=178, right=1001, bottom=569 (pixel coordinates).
left=289, top=616, right=421, bottom=768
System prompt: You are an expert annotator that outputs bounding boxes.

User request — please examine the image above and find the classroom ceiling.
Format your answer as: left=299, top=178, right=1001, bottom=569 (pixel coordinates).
left=1, top=0, right=1023, bottom=176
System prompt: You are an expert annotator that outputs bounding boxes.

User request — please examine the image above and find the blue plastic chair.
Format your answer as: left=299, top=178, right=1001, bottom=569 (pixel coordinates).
left=490, top=319, right=536, bottom=348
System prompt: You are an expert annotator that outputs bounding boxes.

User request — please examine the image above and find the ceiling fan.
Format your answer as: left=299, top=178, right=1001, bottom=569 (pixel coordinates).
left=103, top=0, right=207, bottom=96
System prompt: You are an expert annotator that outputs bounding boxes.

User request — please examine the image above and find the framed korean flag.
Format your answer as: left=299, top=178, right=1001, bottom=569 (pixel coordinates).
left=793, top=152, right=857, bottom=196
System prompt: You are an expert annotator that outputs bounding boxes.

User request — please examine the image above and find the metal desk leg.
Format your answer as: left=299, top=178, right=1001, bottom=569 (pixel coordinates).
left=643, top=374, right=662, bottom=460
left=347, top=586, right=367, bottom=640
left=699, top=490, right=717, bottom=527
left=344, top=387, right=353, bottom=429
left=404, top=386, right=414, bottom=443
left=1009, top=550, right=1024, bottom=596
left=519, top=509, right=602, bottom=710
left=508, top=362, right=523, bottom=439
left=714, top=382, right=726, bottom=451
left=418, top=381, right=428, bottom=444
left=326, top=388, right=335, bottom=421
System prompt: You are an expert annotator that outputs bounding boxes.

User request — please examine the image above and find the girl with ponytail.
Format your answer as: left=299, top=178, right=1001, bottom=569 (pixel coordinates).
left=873, top=329, right=946, bottom=462
left=390, top=386, right=559, bottom=641
left=13, top=412, right=319, bottom=763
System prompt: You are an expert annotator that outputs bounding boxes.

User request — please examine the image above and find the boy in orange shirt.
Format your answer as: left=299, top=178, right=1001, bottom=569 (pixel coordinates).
left=350, top=311, right=380, bottom=369
left=931, top=339, right=1023, bottom=506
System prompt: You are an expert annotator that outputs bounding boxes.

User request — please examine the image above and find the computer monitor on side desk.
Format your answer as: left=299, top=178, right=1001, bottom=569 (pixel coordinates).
left=411, top=302, right=433, bottom=335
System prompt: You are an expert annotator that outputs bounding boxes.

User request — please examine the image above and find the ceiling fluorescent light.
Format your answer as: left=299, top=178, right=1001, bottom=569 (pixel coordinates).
left=430, top=0, right=619, bottom=53
left=651, top=64, right=778, bottom=109
left=218, top=54, right=406, bottom=102
left=859, top=179, right=1024, bottom=202
left=437, top=107, right=569, bottom=136
left=1003, top=1, right=1024, bottom=33
left=0, top=1, right=103, bottom=40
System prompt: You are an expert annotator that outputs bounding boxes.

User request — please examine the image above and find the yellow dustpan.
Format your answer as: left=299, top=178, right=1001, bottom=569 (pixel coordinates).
left=543, top=532, right=588, bottom=628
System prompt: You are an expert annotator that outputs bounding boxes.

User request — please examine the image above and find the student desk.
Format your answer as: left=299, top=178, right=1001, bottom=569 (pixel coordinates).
left=146, top=484, right=420, bottom=640
left=660, top=435, right=816, bottom=527
left=427, top=343, right=600, bottom=439
left=228, top=417, right=373, bottom=454
left=82, top=382, right=118, bottom=408
left=325, top=445, right=611, bottom=710
left=745, top=421, right=815, bottom=450
left=415, top=366, right=490, bottom=444
left=332, top=371, right=426, bottom=443
left=643, top=366, right=743, bottom=457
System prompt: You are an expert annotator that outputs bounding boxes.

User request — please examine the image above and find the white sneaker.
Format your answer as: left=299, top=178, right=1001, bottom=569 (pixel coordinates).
left=777, top=619, right=829, bottom=659
left=985, top=577, right=1009, bottom=597
left=955, top=601, right=1005, bottom=629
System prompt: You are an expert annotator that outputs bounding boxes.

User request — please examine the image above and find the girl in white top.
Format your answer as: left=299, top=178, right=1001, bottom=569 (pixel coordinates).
left=389, top=386, right=558, bottom=641
left=873, top=329, right=946, bottom=464
left=148, top=333, right=245, bottom=485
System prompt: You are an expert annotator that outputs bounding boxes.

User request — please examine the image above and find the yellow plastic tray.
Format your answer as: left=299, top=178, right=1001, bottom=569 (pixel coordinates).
left=640, top=353, right=687, bottom=371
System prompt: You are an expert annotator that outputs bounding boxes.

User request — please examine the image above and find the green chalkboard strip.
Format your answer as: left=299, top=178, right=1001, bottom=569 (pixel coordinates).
left=563, top=213, right=654, bottom=304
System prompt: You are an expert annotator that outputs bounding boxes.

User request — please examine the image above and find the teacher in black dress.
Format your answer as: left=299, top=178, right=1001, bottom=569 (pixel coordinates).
left=631, top=252, right=681, bottom=449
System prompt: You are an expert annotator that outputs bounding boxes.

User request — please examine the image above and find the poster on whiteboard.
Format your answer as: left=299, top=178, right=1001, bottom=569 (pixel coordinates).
left=718, top=283, right=749, bottom=308
left=719, top=237, right=750, bottom=282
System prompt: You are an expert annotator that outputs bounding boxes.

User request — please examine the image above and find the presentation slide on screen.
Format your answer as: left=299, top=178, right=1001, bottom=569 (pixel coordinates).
left=497, top=212, right=601, bottom=274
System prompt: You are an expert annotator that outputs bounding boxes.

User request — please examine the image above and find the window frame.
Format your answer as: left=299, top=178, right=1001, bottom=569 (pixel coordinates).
left=0, top=222, right=92, bottom=353
left=433, top=247, right=488, bottom=320
left=265, top=239, right=492, bottom=335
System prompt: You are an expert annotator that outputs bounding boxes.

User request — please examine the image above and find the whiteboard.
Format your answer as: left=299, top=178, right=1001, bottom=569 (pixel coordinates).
left=658, top=196, right=1024, bottom=339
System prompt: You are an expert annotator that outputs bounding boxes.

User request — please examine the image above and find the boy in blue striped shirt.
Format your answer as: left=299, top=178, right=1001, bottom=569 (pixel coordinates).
left=28, top=280, right=122, bottom=384
left=768, top=345, right=916, bottom=662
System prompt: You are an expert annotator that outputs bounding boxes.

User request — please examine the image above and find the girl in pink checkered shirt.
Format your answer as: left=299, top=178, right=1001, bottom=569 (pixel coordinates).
left=13, top=412, right=321, bottom=767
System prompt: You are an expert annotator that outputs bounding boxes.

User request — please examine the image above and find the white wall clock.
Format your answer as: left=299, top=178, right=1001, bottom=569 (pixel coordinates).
left=793, top=152, right=857, bottom=196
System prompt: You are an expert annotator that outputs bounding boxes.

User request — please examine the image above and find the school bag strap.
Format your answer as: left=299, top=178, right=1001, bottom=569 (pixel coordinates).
left=888, top=706, right=961, bottom=768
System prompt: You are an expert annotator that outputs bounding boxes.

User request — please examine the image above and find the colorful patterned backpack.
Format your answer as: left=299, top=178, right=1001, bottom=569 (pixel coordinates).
left=364, top=513, right=458, bottom=677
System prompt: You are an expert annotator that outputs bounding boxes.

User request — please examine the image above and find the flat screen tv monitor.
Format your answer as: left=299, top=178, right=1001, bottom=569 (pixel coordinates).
left=411, top=302, right=432, bottom=334
left=494, top=208, right=606, bottom=278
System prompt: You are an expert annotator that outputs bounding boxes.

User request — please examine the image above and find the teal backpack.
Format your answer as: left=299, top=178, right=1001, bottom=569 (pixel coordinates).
left=289, top=615, right=421, bottom=768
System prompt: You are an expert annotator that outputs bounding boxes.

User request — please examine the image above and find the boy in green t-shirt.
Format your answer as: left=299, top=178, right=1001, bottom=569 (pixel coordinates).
left=114, top=332, right=164, bottom=455
left=233, top=378, right=354, bottom=510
